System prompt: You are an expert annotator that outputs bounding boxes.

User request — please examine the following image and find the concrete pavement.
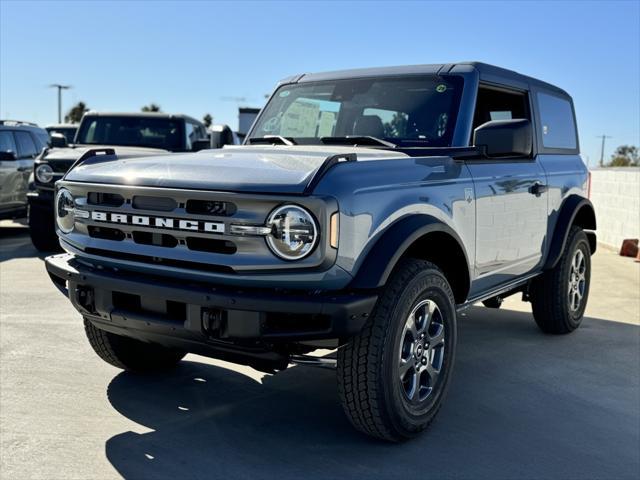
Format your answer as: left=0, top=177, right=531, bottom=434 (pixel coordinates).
left=1, top=223, right=638, bottom=479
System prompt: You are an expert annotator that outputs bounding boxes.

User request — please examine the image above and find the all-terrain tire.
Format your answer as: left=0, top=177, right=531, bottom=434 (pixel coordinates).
left=530, top=226, right=591, bottom=334
left=337, top=258, right=457, bottom=442
left=84, top=319, right=186, bottom=372
left=28, top=205, right=61, bottom=252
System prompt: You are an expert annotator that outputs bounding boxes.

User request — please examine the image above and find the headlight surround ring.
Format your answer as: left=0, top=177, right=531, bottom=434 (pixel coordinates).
left=35, top=163, right=54, bottom=183
left=55, top=188, right=75, bottom=233
left=266, top=204, right=319, bottom=260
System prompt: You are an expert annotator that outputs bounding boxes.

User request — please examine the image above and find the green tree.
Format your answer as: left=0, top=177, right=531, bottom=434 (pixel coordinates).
left=202, top=113, right=213, bottom=128
left=607, top=145, right=639, bottom=167
left=141, top=103, right=162, bottom=112
left=64, top=101, right=89, bottom=124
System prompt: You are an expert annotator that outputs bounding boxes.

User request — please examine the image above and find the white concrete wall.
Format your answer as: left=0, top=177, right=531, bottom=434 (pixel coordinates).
left=589, top=168, right=640, bottom=248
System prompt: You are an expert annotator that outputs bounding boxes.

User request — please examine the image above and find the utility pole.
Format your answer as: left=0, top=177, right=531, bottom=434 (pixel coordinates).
left=597, top=134, right=612, bottom=167
left=49, top=84, right=72, bottom=123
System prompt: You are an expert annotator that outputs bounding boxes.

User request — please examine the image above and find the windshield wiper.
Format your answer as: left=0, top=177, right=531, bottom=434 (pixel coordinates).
left=320, top=136, right=397, bottom=148
left=248, top=135, right=296, bottom=146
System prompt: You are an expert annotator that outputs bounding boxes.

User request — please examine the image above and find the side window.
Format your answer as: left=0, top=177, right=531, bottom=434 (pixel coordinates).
left=537, top=92, right=577, bottom=150
left=0, top=131, right=17, bottom=154
left=14, top=131, right=38, bottom=158
left=185, top=122, right=196, bottom=150
left=32, top=132, right=49, bottom=151
left=472, top=86, right=529, bottom=131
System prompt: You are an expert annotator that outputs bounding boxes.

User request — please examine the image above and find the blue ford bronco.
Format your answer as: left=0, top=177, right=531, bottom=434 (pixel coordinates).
left=45, top=62, right=596, bottom=441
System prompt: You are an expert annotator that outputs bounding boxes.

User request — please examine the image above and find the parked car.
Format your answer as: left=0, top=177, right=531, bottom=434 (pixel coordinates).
left=45, top=124, right=78, bottom=145
left=45, top=62, right=596, bottom=441
left=0, top=120, right=49, bottom=220
left=29, top=112, right=213, bottom=251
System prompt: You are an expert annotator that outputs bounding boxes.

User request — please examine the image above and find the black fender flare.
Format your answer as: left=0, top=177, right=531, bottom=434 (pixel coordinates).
left=349, top=215, right=471, bottom=295
left=543, top=195, right=597, bottom=270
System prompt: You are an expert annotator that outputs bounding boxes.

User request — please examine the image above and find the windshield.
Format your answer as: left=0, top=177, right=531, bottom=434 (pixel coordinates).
left=76, top=116, right=184, bottom=151
left=248, top=75, right=464, bottom=147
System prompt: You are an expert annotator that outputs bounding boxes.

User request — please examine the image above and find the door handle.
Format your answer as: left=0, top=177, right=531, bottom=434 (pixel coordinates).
left=528, top=182, right=548, bottom=196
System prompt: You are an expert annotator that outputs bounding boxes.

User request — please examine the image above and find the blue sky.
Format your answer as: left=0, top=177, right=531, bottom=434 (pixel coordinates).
left=1, top=0, right=638, bottom=165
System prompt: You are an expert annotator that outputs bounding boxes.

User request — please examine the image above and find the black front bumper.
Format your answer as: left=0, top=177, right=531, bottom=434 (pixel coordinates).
left=45, top=254, right=377, bottom=368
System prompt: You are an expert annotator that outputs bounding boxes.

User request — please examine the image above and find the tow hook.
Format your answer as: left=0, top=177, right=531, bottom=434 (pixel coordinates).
left=75, top=286, right=96, bottom=314
left=202, top=308, right=226, bottom=339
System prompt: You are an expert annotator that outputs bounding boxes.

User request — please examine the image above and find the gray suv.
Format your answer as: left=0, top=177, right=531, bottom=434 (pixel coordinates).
left=45, top=62, right=596, bottom=441
left=0, top=121, right=49, bottom=220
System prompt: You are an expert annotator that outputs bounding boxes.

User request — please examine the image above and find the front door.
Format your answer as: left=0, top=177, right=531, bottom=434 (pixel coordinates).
left=466, top=85, right=548, bottom=295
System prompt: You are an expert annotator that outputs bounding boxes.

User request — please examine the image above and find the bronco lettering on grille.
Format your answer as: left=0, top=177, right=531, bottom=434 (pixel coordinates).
left=89, top=211, right=225, bottom=234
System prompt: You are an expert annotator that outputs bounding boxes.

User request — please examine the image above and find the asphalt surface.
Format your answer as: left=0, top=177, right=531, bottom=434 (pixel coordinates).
left=1, top=222, right=639, bottom=480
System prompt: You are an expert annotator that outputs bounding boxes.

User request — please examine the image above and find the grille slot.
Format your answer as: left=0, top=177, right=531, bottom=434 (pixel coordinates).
left=186, top=237, right=237, bottom=254
left=87, top=192, right=124, bottom=207
left=132, top=196, right=177, bottom=212
left=132, top=231, right=178, bottom=248
left=88, top=226, right=125, bottom=241
left=186, top=199, right=236, bottom=216
left=85, top=247, right=235, bottom=274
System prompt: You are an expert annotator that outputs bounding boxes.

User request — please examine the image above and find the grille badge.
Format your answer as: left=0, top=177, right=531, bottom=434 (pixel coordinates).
left=85, top=210, right=225, bottom=234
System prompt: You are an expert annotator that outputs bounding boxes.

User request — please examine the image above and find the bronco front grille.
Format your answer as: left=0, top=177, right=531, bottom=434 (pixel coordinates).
left=61, top=182, right=332, bottom=275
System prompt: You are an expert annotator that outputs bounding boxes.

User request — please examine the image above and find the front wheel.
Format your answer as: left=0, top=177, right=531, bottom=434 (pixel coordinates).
left=337, top=258, right=457, bottom=442
left=530, top=226, right=591, bottom=334
left=84, top=319, right=186, bottom=373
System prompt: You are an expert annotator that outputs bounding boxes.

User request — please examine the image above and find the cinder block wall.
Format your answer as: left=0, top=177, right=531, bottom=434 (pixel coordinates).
left=589, top=168, right=640, bottom=248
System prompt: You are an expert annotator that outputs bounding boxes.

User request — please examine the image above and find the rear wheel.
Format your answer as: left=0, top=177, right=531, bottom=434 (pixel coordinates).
left=337, top=258, right=457, bottom=441
left=28, top=205, right=61, bottom=252
left=530, top=226, right=591, bottom=334
left=84, top=319, right=186, bottom=372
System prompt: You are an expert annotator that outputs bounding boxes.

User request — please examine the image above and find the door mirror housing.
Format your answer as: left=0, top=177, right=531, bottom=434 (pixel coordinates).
left=473, top=119, right=532, bottom=158
left=50, top=132, right=68, bottom=148
left=209, top=124, right=237, bottom=149
left=191, top=139, right=211, bottom=152
left=0, top=150, right=17, bottom=161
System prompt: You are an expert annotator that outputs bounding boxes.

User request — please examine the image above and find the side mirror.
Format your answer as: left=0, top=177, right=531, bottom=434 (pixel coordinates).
left=192, top=139, right=211, bottom=152
left=0, top=150, right=17, bottom=161
left=473, top=119, right=532, bottom=158
left=50, top=132, right=68, bottom=148
left=209, top=124, right=236, bottom=149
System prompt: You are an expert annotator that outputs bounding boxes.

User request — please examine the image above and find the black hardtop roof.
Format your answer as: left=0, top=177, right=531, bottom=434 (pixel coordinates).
left=82, top=111, right=203, bottom=125
left=286, top=61, right=570, bottom=98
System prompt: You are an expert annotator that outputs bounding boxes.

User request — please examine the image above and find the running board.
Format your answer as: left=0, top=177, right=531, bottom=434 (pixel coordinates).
left=456, top=272, right=540, bottom=312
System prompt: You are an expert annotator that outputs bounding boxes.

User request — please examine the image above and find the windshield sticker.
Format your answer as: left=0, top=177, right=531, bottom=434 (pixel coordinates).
left=317, top=111, right=336, bottom=137
left=279, top=90, right=291, bottom=98
left=436, top=84, right=447, bottom=93
left=280, top=100, right=320, bottom=137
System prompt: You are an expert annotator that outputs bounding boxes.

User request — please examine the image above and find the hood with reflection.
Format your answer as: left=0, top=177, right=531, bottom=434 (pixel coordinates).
left=63, top=145, right=408, bottom=194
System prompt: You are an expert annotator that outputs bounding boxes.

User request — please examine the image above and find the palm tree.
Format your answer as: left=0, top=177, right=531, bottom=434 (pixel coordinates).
left=141, top=103, right=162, bottom=112
left=64, top=101, right=89, bottom=124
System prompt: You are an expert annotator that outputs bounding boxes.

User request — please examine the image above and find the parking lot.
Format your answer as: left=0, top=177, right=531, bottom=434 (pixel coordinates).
left=1, top=221, right=638, bottom=480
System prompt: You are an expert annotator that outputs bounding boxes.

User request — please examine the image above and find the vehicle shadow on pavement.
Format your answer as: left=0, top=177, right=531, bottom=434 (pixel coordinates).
left=0, top=227, right=52, bottom=262
left=104, top=307, right=640, bottom=480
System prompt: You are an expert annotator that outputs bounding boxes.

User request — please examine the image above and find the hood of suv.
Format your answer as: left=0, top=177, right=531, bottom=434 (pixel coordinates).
left=43, top=145, right=170, bottom=172
left=63, top=145, right=409, bottom=194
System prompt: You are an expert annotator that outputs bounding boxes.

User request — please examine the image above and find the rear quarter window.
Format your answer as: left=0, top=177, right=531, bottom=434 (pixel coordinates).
left=537, top=92, right=577, bottom=150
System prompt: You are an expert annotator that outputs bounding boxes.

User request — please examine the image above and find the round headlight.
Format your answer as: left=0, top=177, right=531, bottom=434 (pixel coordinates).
left=55, top=188, right=75, bottom=233
left=266, top=205, right=318, bottom=260
left=35, top=164, right=54, bottom=183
